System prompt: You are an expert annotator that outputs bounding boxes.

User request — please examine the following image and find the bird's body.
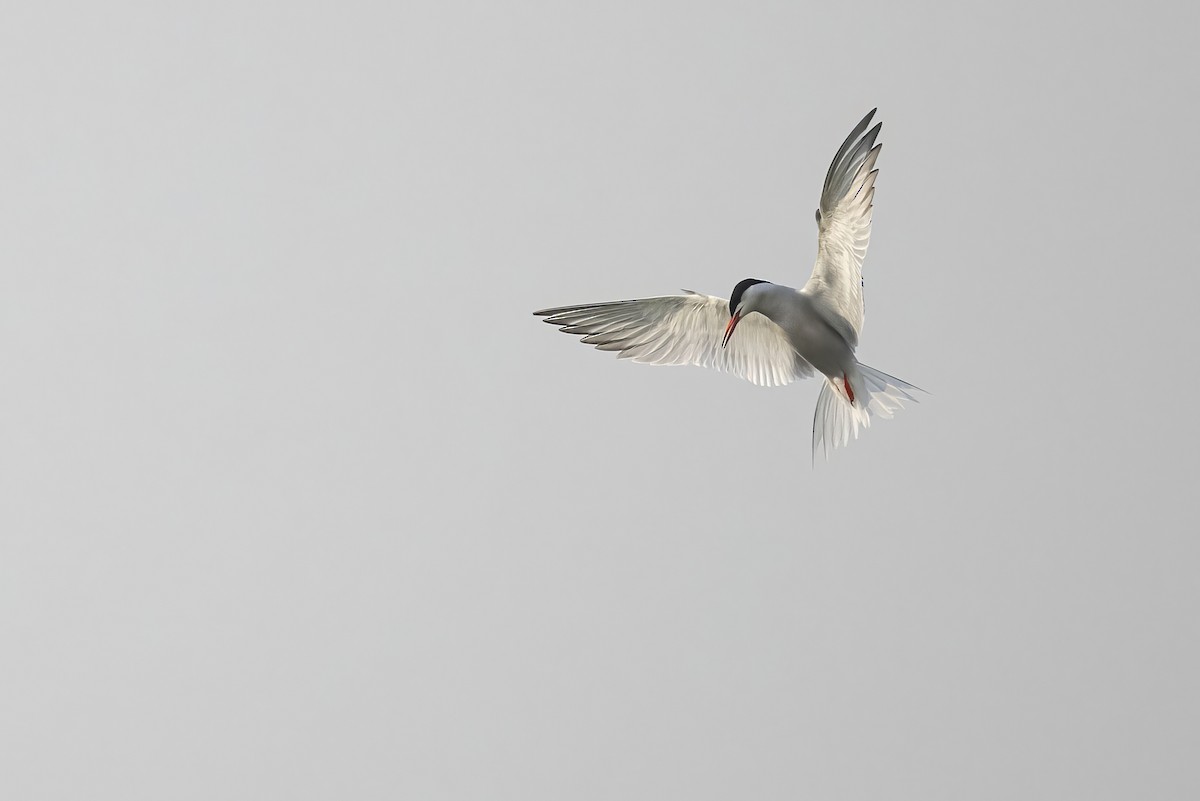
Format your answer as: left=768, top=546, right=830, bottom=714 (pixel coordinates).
left=534, top=109, right=921, bottom=458
left=744, top=283, right=855, bottom=379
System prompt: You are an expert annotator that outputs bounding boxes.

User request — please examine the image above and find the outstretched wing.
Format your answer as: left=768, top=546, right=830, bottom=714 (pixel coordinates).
left=534, top=292, right=814, bottom=388
left=804, top=109, right=882, bottom=344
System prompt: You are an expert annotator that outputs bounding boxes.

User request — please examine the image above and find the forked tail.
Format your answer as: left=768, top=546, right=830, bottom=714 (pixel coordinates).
left=812, top=364, right=922, bottom=460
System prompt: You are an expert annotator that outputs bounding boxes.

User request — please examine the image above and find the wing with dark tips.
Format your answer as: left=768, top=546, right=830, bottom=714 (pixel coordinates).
left=804, top=109, right=882, bottom=344
left=534, top=293, right=814, bottom=388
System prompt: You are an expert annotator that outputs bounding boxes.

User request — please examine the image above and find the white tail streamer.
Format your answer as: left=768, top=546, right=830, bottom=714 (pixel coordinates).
left=812, top=364, right=922, bottom=460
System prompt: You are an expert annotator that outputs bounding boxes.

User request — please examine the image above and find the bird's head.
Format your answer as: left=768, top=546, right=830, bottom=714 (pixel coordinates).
left=723, top=278, right=769, bottom=348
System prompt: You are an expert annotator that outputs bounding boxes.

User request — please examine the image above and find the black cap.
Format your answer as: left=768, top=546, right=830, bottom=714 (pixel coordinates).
left=729, top=278, right=767, bottom=316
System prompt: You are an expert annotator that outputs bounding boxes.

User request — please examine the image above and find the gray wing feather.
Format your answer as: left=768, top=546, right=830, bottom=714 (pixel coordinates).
left=804, top=109, right=883, bottom=344
left=534, top=293, right=814, bottom=388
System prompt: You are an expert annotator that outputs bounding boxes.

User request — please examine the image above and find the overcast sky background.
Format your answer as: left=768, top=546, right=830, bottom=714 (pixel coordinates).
left=2, top=1, right=1198, bottom=799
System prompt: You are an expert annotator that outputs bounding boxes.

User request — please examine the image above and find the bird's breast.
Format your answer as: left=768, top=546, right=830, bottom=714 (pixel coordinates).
left=762, top=294, right=855, bottom=378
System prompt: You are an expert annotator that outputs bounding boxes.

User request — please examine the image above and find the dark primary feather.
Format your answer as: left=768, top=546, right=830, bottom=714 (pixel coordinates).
left=822, top=108, right=876, bottom=196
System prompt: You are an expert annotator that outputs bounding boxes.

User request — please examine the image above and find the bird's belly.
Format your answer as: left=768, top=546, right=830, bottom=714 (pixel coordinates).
left=785, top=315, right=854, bottom=378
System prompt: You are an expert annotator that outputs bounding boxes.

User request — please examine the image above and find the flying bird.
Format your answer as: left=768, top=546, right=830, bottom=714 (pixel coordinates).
left=534, top=109, right=921, bottom=459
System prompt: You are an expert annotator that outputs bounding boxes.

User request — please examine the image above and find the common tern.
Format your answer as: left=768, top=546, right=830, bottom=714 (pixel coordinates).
left=534, top=109, right=921, bottom=458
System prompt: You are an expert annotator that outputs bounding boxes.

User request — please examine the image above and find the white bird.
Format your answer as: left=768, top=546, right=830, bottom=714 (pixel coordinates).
left=534, top=109, right=921, bottom=459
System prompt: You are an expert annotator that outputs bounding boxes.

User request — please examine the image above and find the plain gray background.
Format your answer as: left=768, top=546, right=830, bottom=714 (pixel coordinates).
left=2, top=1, right=1197, bottom=798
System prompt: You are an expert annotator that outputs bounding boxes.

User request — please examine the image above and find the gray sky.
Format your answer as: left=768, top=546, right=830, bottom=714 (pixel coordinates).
left=2, top=1, right=1198, bottom=799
